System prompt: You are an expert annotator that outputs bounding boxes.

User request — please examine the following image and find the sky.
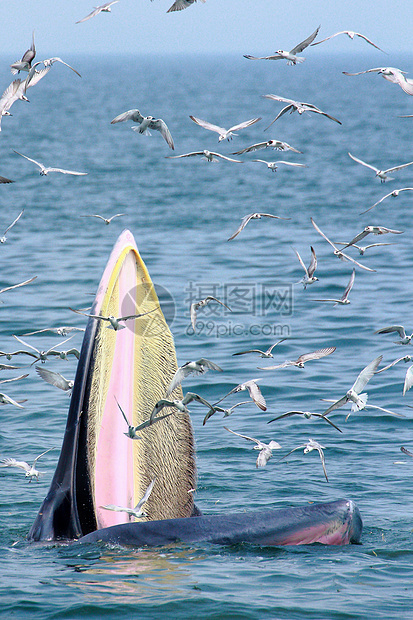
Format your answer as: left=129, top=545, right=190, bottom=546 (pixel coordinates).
left=1, top=0, right=412, bottom=56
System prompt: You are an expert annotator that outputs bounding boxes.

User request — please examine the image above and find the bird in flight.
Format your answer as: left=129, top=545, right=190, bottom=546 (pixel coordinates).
left=202, top=401, right=250, bottom=426
left=262, top=94, right=342, bottom=129
left=268, top=410, right=342, bottom=433
left=313, top=269, right=355, bottom=306
left=277, top=438, right=329, bottom=482
left=10, top=31, right=36, bottom=74
left=76, top=1, right=119, bottom=23
left=293, top=246, right=318, bottom=289
left=341, top=225, right=403, bottom=249
left=167, top=358, right=223, bottom=395
left=0, top=448, right=54, bottom=482
left=70, top=306, right=158, bottom=330
left=13, top=150, right=87, bottom=176
left=374, top=325, right=413, bottom=345
left=166, top=150, right=242, bottom=163
left=189, top=115, right=261, bottom=142
left=190, top=296, right=232, bottom=330
left=0, top=210, right=24, bottom=244
left=80, top=213, right=125, bottom=225
left=343, top=67, right=413, bottom=96
left=348, top=152, right=413, bottom=182
left=259, top=347, right=336, bottom=370
left=224, top=426, right=281, bottom=468
left=101, top=479, right=156, bottom=520
left=232, top=139, right=302, bottom=155
left=215, top=378, right=267, bottom=411
left=361, top=187, right=413, bottom=214
left=232, top=338, right=287, bottom=358
left=166, top=0, right=206, bottom=12
left=228, top=212, right=290, bottom=241
left=252, top=159, right=307, bottom=173
left=36, top=367, right=74, bottom=394
left=244, top=25, right=320, bottom=65
left=150, top=392, right=213, bottom=423
left=111, top=109, right=174, bottom=149
left=311, top=30, right=384, bottom=52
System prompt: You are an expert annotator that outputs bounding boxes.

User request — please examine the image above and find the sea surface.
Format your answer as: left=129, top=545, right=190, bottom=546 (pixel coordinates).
left=0, top=52, right=412, bottom=619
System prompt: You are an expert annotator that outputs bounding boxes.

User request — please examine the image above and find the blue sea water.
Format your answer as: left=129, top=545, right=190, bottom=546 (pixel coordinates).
left=0, top=51, right=412, bottom=619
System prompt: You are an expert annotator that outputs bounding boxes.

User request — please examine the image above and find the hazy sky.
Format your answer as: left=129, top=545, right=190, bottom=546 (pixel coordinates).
left=1, top=0, right=412, bottom=56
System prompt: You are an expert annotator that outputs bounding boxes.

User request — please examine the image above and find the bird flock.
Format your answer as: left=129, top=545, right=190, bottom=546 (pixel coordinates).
left=0, top=10, right=412, bottom=521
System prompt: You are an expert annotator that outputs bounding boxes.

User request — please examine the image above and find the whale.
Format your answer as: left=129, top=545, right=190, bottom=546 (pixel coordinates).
left=28, top=230, right=362, bottom=546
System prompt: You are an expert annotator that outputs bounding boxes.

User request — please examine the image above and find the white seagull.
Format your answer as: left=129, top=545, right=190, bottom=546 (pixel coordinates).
left=252, top=159, right=307, bottom=173
left=348, top=152, right=413, bottom=182
left=341, top=225, right=403, bottom=249
left=28, top=57, right=81, bottom=79
left=189, top=115, right=261, bottom=142
left=361, top=188, right=413, bottom=214
left=293, top=246, right=318, bottom=289
left=166, top=0, right=206, bottom=11
left=228, top=212, right=290, bottom=241
left=36, top=367, right=74, bottom=394
left=313, top=269, right=355, bottom=306
left=70, top=306, right=157, bottom=330
left=190, top=296, right=232, bottom=330
left=215, top=378, right=267, bottom=411
left=311, top=217, right=375, bottom=272
left=0, top=276, right=37, bottom=300
left=374, top=325, right=413, bottom=345
left=0, top=210, right=24, bottom=244
left=232, top=139, right=302, bottom=155
left=376, top=355, right=413, bottom=374
left=167, top=358, right=223, bottom=395
left=343, top=67, right=413, bottom=96
left=268, top=410, right=342, bottom=433
left=232, top=339, right=287, bottom=358
left=0, top=448, right=54, bottom=482
left=262, top=94, right=342, bottom=129
left=334, top=241, right=394, bottom=255
left=20, top=326, right=85, bottom=337
left=13, top=150, right=87, bottom=176
left=375, top=355, right=413, bottom=397
left=311, top=30, right=384, bottom=51
left=166, top=150, right=242, bottom=163
left=259, top=347, right=336, bottom=370
left=277, top=438, right=329, bottom=482
left=12, top=334, right=76, bottom=364
left=80, top=213, right=126, bottom=225
left=322, top=356, right=383, bottom=420
left=101, top=479, right=156, bottom=520
left=202, top=401, right=250, bottom=426
left=224, top=426, right=281, bottom=468
left=111, top=109, right=174, bottom=149
left=150, top=392, right=213, bottom=423
left=115, top=397, right=172, bottom=439
left=244, top=25, right=320, bottom=65
left=76, top=1, right=119, bottom=23
left=10, top=31, right=36, bottom=74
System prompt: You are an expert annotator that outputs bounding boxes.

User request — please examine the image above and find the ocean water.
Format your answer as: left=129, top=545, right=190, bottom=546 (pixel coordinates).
left=0, top=52, right=413, bottom=619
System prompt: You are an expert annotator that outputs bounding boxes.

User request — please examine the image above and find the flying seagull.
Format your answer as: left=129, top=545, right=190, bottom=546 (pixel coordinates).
left=277, top=438, right=329, bottom=482
left=262, top=94, right=342, bottom=129
left=12, top=334, right=76, bottom=364
left=322, top=356, right=383, bottom=420
left=375, top=355, right=413, bottom=396
left=268, top=410, right=342, bottom=433
left=76, top=1, right=119, bottom=23
left=311, top=30, right=384, bottom=51
left=202, top=401, right=250, bottom=425
left=232, top=338, right=286, bottom=358
left=343, top=67, right=413, bottom=96
left=341, top=225, right=403, bottom=249
left=150, top=392, right=213, bottom=423
left=228, top=212, right=290, bottom=241
left=293, top=246, right=318, bottom=288
left=111, top=109, right=174, bottom=149
left=0, top=210, right=24, bottom=244
left=376, top=355, right=413, bottom=374
left=252, top=159, right=307, bottom=172
left=20, top=326, right=85, bottom=337
left=259, top=347, right=336, bottom=370
left=101, top=479, right=156, bottom=520
left=69, top=306, right=158, bottom=330
left=190, top=296, right=232, bottom=330
left=115, top=397, right=172, bottom=439
left=166, top=0, right=206, bottom=12
left=80, top=213, right=126, bottom=225
left=348, top=152, right=413, bottom=182
left=232, top=139, right=302, bottom=155
left=310, top=217, right=376, bottom=272
left=334, top=241, right=394, bottom=255
left=189, top=115, right=261, bottom=142
left=13, top=150, right=87, bottom=176
left=244, top=25, right=320, bottom=65
left=224, top=426, right=281, bottom=468
left=10, top=31, right=36, bottom=74
left=166, top=150, right=242, bottom=163
left=374, top=325, right=413, bottom=345
left=361, top=188, right=413, bottom=214
left=215, top=378, right=267, bottom=411
left=167, top=358, right=223, bottom=395
left=313, top=269, right=355, bottom=306
left=28, top=57, right=81, bottom=79
left=36, top=367, right=74, bottom=394
left=0, top=448, right=54, bottom=482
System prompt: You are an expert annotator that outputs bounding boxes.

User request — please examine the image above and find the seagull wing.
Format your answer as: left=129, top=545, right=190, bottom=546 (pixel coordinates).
left=149, top=119, right=175, bottom=149
left=308, top=246, right=317, bottom=277
left=0, top=276, right=37, bottom=295
left=316, top=446, right=329, bottom=482
left=293, top=248, right=309, bottom=275
left=290, top=25, right=320, bottom=54
left=43, top=57, right=81, bottom=77
left=134, top=478, right=156, bottom=513
left=311, top=32, right=342, bottom=46
left=0, top=458, right=30, bottom=471
left=210, top=152, right=243, bottom=163
left=46, top=167, right=87, bottom=175
left=197, top=358, right=223, bottom=372
left=310, top=217, right=339, bottom=250
left=342, top=229, right=370, bottom=248
left=232, top=142, right=267, bottom=155
left=166, top=366, right=190, bottom=395
left=224, top=426, right=259, bottom=445
left=166, top=152, right=203, bottom=159
left=375, top=325, right=406, bottom=339
left=32, top=448, right=54, bottom=468
left=227, top=214, right=253, bottom=240
left=352, top=356, right=383, bottom=394
left=355, top=33, right=385, bottom=51
left=348, top=152, right=379, bottom=173
left=189, top=116, right=226, bottom=136
left=76, top=6, right=103, bottom=23
left=385, top=161, right=413, bottom=174
left=111, top=109, right=144, bottom=124
left=246, top=381, right=267, bottom=410
left=0, top=392, right=25, bottom=408
left=183, top=392, right=213, bottom=408
left=117, top=307, right=158, bottom=321
left=403, top=366, right=413, bottom=396
left=322, top=395, right=349, bottom=416
left=376, top=356, right=411, bottom=373
left=341, top=269, right=355, bottom=301
left=228, top=117, right=262, bottom=133
left=296, top=347, right=336, bottom=364
left=13, top=150, right=45, bottom=171
left=264, top=105, right=294, bottom=131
